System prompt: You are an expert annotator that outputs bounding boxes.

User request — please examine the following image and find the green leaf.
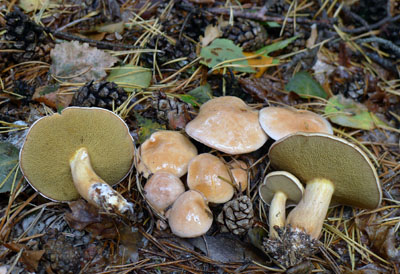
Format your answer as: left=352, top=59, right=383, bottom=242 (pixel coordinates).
left=0, top=142, right=22, bottom=193
left=285, top=71, right=327, bottom=99
left=107, top=65, right=152, bottom=92
left=255, top=36, right=298, bottom=56
left=179, top=83, right=213, bottom=107
left=134, top=113, right=166, bottom=144
left=264, top=22, right=281, bottom=28
left=39, top=84, right=60, bottom=96
left=200, top=39, right=255, bottom=73
left=324, top=95, right=387, bottom=130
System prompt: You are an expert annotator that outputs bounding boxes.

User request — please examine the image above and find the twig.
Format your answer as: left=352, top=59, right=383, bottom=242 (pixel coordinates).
left=341, top=14, right=400, bottom=34
left=357, top=37, right=400, bottom=57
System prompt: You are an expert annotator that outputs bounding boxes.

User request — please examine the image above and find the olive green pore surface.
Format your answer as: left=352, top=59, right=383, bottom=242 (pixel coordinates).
left=269, top=133, right=381, bottom=209
left=20, top=107, right=134, bottom=201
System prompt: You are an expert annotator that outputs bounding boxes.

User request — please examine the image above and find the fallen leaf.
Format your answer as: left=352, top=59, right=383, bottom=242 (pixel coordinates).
left=107, top=65, right=152, bottom=92
left=179, top=83, right=213, bottom=107
left=18, top=0, right=56, bottom=12
left=50, top=41, right=118, bottom=83
left=3, top=242, right=45, bottom=272
left=95, top=21, right=125, bottom=33
left=118, top=225, right=144, bottom=263
left=200, top=39, right=255, bottom=73
left=134, top=112, right=166, bottom=144
left=325, top=95, right=387, bottom=130
left=32, top=86, right=74, bottom=109
left=306, top=24, right=318, bottom=48
left=0, top=142, right=22, bottom=193
left=243, top=52, right=274, bottom=78
left=200, top=25, right=222, bottom=47
left=255, top=36, right=298, bottom=56
left=285, top=71, right=328, bottom=99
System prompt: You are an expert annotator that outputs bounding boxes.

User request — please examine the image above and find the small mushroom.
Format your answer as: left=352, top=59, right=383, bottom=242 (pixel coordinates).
left=168, top=190, right=213, bottom=238
left=258, top=171, right=304, bottom=239
left=19, top=107, right=134, bottom=214
left=259, top=106, right=333, bottom=140
left=144, top=172, right=185, bottom=214
left=269, top=133, right=381, bottom=239
left=185, top=96, right=268, bottom=154
left=187, top=153, right=234, bottom=204
left=137, top=130, right=197, bottom=178
left=229, top=160, right=248, bottom=192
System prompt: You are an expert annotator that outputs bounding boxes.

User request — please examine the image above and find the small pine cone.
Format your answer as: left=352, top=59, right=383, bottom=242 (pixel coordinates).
left=3, top=9, right=47, bottom=62
left=71, top=81, right=128, bottom=110
left=221, top=18, right=267, bottom=51
left=217, top=195, right=254, bottom=236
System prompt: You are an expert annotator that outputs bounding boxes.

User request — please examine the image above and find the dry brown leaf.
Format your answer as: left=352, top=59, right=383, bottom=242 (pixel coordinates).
left=3, top=242, right=45, bottom=272
left=32, top=86, right=73, bottom=109
left=200, top=25, right=222, bottom=47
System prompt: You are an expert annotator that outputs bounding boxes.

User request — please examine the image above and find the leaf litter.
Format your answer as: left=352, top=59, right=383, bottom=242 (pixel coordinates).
left=0, top=0, right=400, bottom=273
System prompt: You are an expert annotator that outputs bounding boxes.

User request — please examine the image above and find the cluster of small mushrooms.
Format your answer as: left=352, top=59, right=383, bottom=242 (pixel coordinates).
left=19, top=96, right=381, bottom=267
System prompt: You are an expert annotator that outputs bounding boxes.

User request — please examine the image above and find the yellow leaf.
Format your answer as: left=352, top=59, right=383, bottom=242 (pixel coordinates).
left=243, top=52, right=274, bottom=78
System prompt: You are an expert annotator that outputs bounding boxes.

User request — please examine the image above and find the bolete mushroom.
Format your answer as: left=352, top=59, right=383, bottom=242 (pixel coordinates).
left=137, top=130, right=197, bottom=178
left=269, top=132, right=381, bottom=239
left=168, top=190, right=213, bottom=238
left=187, top=153, right=234, bottom=204
left=144, top=171, right=185, bottom=214
left=185, top=96, right=268, bottom=154
left=258, top=171, right=304, bottom=239
left=259, top=106, right=333, bottom=140
left=19, top=107, right=134, bottom=214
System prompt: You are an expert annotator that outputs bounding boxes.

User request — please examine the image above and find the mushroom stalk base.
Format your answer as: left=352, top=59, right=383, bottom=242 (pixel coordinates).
left=269, top=191, right=287, bottom=239
left=286, top=178, right=334, bottom=239
left=70, top=147, right=133, bottom=215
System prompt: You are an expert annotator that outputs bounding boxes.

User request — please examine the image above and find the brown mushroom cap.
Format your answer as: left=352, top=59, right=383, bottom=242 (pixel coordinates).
left=137, top=130, right=198, bottom=178
left=259, top=107, right=333, bottom=140
left=168, top=190, right=213, bottom=238
left=19, top=107, right=134, bottom=202
left=259, top=171, right=303, bottom=207
left=185, top=96, right=268, bottom=154
left=144, top=172, right=185, bottom=214
left=229, top=160, right=248, bottom=192
left=269, top=133, right=381, bottom=209
left=187, top=153, right=234, bottom=204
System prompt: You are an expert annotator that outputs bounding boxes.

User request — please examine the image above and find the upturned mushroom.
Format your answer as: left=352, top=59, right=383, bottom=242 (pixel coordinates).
left=144, top=171, right=185, bottom=215
left=187, top=153, right=234, bottom=204
left=19, top=107, right=135, bottom=214
left=259, top=106, right=333, bottom=140
left=137, top=130, right=198, bottom=178
left=266, top=132, right=381, bottom=266
left=185, top=96, right=268, bottom=154
left=258, top=171, right=304, bottom=239
left=168, top=190, right=213, bottom=238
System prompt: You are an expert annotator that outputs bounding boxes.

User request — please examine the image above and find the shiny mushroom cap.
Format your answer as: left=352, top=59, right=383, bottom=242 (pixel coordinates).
left=137, top=130, right=198, bottom=178
left=144, top=172, right=185, bottom=214
left=185, top=96, right=268, bottom=154
left=168, top=190, right=213, bottom=238
left=19, top=107, right=134, bottom=202
left=187, top=153, right=234, bottom=204
left=259, top=107, right=333, bottom=140
left=229, top=160, right=248, bottom=192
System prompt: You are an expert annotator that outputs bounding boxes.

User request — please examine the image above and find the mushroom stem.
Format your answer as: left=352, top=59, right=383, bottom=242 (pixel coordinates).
left=286, top=178, right=334, bottom=239
left=269, top=191, right=287, bottom=239
left=70, top=147, right=133, bottom=215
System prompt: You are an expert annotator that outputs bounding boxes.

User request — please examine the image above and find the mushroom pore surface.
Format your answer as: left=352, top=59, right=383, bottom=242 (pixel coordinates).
left=20, top=107, right=134, bottom=201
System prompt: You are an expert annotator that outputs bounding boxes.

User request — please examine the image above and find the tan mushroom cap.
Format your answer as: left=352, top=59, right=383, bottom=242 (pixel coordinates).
left=269, top=133, right=381, bottom=209
left=19, top=107, right=134, bottom=202
left=187, top=153, right=234, bottom=204
left=144, top=172, right=185, bottom=214
left=259, top=171, right=303, bottom=207
left=185, top=96, right=268, bottom=154
left=229, top=160, right=248, bottom=192
left=168, top=190, right=213, bottom=238
left=259, top=107, right=333, bottom=140
left=137, top=130, right=198, bottom=178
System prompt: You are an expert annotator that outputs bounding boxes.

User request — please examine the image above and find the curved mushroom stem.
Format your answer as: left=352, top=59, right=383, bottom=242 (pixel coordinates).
left=269, top=191, right=287, bottom=239
left=286, top=178, right=334, bottom=239
left=70, top=147, right=134, bottom=215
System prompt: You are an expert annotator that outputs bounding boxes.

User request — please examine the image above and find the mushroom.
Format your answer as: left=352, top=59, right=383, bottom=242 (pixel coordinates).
left=269, top=132, right=381, bottom=240
left=259, top=106, right=333, bottom=140
left=19, top=107, right=134, bottom=214
left=137, top=130, right=197, bottom=178
left=229, top=160, right=248, bottom=192
left=168, top=190, right=213, bottom=238
left=144, top=171, right=185, bottom=215
left=185, top=96, right=268, bottom=154
left=258, top=171, right=304, bottom=239
left=187, top=153, right=234, bottom=204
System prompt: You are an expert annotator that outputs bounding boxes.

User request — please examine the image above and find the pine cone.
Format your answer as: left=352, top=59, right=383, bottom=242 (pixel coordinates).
left=217, top=195, right=254, bottom=236
left=71, top=81, right=128, bottom=110
left=3, top=9, right=46, bottom=62
left=221, top=18, right=267, bottom=51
